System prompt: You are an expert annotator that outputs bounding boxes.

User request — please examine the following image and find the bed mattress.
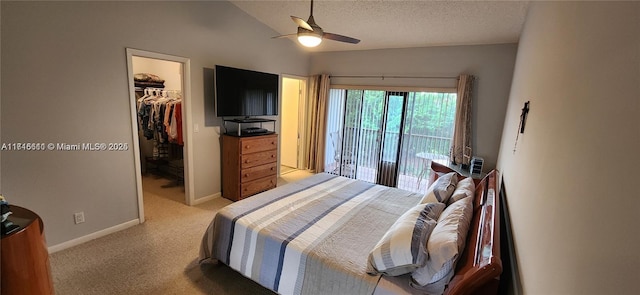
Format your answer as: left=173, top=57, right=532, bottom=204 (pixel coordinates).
left=199, top=173, right=423, bottom=295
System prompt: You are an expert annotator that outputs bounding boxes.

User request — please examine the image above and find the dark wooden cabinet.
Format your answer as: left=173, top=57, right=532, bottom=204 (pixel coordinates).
left=222, top=133, right=278, bottom=201
left=1, top=205, right=54, bottom=295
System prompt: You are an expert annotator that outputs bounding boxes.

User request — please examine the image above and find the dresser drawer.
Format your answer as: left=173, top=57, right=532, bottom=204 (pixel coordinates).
left=241, top=149, right=277, bottom=169
left=241, top=176, right=277, bottom=199
left=241, top=135, right=277, bottom=154
left=241, top=162, right=277, bottom=183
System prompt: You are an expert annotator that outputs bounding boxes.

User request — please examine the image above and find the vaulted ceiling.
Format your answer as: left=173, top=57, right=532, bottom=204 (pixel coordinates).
left=230, top=0, right=529, bottom=52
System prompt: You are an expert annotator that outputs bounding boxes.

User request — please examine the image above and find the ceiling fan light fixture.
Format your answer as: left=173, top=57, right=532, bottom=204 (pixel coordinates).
left=277, top=0, right=359, bottom=47
left=298, top=34, right=322, bottom=47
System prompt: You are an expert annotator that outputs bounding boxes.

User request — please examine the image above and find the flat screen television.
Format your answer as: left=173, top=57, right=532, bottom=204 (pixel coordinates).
left=215, top=65, right=279, bottom=118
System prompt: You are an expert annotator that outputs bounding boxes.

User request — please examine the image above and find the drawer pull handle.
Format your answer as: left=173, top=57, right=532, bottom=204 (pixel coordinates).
left=244, top=174, right=249, bottom=177
left=270, top=167, right=274, bottom=171
left=271, top=155, right=275, bottom=158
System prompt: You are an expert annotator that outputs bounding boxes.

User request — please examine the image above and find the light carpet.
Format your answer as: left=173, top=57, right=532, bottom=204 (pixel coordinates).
left=50, top=170, right=312, bottom=294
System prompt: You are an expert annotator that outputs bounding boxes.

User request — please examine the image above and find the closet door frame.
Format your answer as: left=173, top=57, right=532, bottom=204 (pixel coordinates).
left=125, top=48, right=194, bottom=223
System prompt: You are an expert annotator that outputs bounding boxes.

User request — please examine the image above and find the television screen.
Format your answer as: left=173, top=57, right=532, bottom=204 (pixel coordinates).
left=215, top=65, right=279, bottom=117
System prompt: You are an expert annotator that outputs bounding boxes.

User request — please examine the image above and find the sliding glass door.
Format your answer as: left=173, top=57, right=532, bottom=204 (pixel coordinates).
left=397, top=92, right=457, bottom=192
left=326, top=89, right=385, bottom=181
left=325, top=88, right=456, bottom=193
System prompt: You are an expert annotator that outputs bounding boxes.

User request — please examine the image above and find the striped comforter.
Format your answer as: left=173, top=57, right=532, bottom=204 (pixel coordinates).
left=199, top=173, right=422, bottom=295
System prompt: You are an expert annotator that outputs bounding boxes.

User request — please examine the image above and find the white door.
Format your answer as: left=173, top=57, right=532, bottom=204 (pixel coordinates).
left=281, top=77, right=302, bottom=168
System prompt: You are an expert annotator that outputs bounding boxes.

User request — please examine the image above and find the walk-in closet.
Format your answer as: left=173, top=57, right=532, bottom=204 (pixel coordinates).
left=132, top=56, right=185, bottom=205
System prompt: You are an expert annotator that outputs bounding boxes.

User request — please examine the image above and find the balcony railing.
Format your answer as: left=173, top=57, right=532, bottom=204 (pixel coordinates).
left=326, top=127, right=452, bottom=193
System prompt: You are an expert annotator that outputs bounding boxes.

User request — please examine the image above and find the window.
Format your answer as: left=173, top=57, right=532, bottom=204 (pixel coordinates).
left=325, top=87, right=457, bottom=193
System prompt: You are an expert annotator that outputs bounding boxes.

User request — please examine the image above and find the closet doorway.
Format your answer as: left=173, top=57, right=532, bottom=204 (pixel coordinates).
left=280, top=76, right=307, bottom=175
left=126, top=49, right=193, bottom=223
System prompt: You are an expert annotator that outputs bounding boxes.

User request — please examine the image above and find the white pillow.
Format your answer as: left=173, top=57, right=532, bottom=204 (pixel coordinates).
left=367, top=202, right=445, bottom=276
left=411, top=196, right=473, bottom=291
left=421, top=172, right=458, bottom=204
left=446, top=177, right=475, bottom=206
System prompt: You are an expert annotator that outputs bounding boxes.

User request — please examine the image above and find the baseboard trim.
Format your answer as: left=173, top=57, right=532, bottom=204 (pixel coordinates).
left=192, top=192, right=221, bottom=205
left=48, top=219, right=140, bottom=254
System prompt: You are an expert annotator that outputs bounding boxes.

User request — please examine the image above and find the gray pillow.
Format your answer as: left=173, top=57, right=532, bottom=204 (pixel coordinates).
left=411, top=196, right=474, bottom=291
left=421, top=172, right=458, bottom=204
left=367, top=202, right=446, bottom=276
left=446, top=177, right=475, bottom=206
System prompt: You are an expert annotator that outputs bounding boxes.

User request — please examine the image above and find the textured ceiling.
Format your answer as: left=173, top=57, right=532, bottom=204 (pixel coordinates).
left=230, top=0, right=529, bottom=52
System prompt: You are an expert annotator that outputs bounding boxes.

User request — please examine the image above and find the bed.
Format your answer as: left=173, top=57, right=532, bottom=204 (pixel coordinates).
left=199, top=164, right=501, bottom=295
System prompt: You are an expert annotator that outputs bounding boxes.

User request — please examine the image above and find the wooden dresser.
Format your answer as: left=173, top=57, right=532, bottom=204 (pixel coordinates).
left=222, top=133, right=278, bottom=201
left=1, top=205, right=54, bottom=295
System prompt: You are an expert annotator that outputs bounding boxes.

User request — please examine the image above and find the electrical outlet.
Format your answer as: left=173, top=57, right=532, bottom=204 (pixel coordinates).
left=74, top=212, right=85, bottom=224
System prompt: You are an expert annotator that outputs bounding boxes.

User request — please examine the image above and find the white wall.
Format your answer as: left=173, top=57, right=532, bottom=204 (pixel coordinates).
left=496, top=2, right=640, bottom=294
left=310, top=44, right=518, bottom=170
left=1, top=1, right=309, bottom=247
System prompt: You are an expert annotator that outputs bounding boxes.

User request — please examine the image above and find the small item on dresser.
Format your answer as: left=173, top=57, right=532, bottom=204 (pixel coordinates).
left=0, top=194, right=20, bottom=236
left=242, top=127, right=268, bottom=135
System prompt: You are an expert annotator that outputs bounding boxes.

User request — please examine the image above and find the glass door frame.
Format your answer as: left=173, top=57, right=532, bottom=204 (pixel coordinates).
left=376, top=91, right=409, bottom=187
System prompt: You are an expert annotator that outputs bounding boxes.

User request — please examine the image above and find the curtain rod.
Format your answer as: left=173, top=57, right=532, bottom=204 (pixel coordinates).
left=329, top=75, right=459, bottom=80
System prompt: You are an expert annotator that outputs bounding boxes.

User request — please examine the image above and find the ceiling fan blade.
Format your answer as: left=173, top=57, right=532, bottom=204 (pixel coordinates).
left=291, top=16, right=313, bottom=31
left=323, top=32, right=361, bottom=44
left=272, top=33, right=297, bottom=39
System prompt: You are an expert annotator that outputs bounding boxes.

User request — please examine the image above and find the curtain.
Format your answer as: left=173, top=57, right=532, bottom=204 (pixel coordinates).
left=304, top=74, right=330, bottom=173
left=450, top=74, right=474, bottom=166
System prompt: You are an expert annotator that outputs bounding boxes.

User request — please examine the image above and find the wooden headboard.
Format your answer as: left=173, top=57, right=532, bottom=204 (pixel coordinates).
left=430, top=162, right=503, bottom=295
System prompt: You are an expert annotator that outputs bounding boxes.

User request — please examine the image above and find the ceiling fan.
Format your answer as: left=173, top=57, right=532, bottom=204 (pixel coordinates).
left=273, top=0, right=360, bottom=48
